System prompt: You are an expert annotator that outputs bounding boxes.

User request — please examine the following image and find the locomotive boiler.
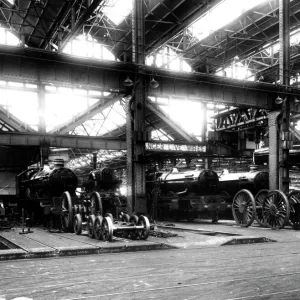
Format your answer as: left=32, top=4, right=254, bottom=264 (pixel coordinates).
left=151, top=166, right=269, bottom=222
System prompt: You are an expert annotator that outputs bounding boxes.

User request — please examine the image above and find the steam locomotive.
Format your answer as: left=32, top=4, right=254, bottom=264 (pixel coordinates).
left=16, top=159, right=127, bottom=232
left=16, top=159, right=79, bottom=230
left=150, top=166, right=269, bottom=222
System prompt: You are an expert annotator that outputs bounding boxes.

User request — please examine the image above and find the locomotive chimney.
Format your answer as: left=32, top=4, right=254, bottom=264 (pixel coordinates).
left=53, top=158, right=64, bottom=169
left=249, top=164, right=258, bottom=171
left=196, top=162, right=205, bottom=170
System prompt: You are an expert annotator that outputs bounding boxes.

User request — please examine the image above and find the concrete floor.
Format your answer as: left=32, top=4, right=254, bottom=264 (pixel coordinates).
left=1, top=220, right=300, bottom=299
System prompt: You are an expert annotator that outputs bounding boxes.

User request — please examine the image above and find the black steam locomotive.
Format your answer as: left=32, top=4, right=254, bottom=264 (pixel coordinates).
left=150, top=166, right=269, bottom=222
left=16, top=159, right=127, bottom=231
left=16, top=159, right=79, bottom=230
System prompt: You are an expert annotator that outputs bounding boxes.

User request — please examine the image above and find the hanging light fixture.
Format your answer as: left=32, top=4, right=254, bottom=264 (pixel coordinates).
left=123, top=76, right=133, bottom=87
left=233, top=55, right=239, bottom=62
left=275, top=95, right=284, bottom=104
left=150, top=77, right=159, bottom=89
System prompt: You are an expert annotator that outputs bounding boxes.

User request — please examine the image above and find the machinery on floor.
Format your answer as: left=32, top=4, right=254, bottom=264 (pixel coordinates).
left=73, top=167, right=150, bottom=241
left=15, top=160, right=150, bottom=241
left=149, top=165, right=269, bottom=224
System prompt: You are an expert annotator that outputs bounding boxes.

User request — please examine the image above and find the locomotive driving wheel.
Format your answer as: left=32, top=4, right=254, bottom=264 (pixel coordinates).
left=87, top=215, right=96, bottom=238
left=287, top=190, right=300, bottom=229
left=254, top=189, right=269, bottom=227
left=101, top=216, right=113, bottom=242
left=61, top=191, right=73, bottom=232
left=262, top=190, right=290, bottom=229
left=73, top=214, right=82, bottom=235
left=94, top=215, right=103, bottom=240
left=90, top=191, right=102, bottom=216
left=232, top=189, right=256, bottom=227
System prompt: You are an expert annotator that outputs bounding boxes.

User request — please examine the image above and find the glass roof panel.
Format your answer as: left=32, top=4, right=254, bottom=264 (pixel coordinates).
left=146, top=46, right=192, bottom=72
left=71, top=101, right=126, bottom=136
left=0, top=89, right=38, bottom=129
left=189, top=0, right=268, bottom=41
left=0, top=26, right=21, bottom=46
left=101, top=0, right=132, bottom=25
left=63, top=34, right=116, bottom=61
left=45, top=92, right=88, bottom=132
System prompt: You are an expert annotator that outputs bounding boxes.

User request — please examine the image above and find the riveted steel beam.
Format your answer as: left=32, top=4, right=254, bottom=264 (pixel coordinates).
left=213, top=107, right=268, bottom=131
left=0, top=46, right=299, bottom=108
left=0, top=132, right=126, bottom=150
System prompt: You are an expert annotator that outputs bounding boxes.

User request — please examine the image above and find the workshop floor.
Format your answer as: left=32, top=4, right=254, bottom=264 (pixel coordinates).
left=1, top=219, right=299, bottom=261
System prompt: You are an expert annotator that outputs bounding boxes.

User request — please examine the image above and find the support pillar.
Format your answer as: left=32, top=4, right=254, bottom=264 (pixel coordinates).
left=278, top=0, right=290, bottom=194
left=38, top=83, right=46, bottom=133
left=126, top=0, right=147, bottom=214
left=200, top=103, right=207, bottom=142
left=268, top=111, right=281, bottom=190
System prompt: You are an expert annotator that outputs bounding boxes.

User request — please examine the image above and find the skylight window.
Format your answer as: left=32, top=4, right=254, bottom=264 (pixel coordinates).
left=146, top=46, right=192, bottom=72
left=63, top=34, right=116, bottom=61
left=101, top=0, right=132, bottom=26
left=71, top=101, right=126, bottom=136
left=189, top=0, right=268, bottom=41
left=0, top=26, right=21, bottom=46
left=216, top=61, right=253, bottom=80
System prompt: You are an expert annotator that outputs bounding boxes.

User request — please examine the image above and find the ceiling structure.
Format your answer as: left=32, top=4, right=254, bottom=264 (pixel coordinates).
left=0, top=0, right=299, bottom=170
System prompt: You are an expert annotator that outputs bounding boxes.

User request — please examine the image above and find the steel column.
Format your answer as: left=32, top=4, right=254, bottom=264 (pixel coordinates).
left=38, top=83, right=46, bottom=133
left=126, top=97, right=133, bottom=214
left=268, top=111, right=281, bottom=190
left=278, top=0, right=290, bottom=194
left=126, top=0, right=147, bottom=214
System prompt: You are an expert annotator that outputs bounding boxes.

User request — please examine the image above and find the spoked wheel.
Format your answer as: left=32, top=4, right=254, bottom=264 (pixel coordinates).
left=87, top=214, right=96, bottom=238
left=73, top=214, right=82, bottom=235
left=263, top=190, right=290, bottom=229
left=137, top=215, right=150, bottom=240
left=232, top=189, right=256, bottom=227
left=121, top=213, right=130, bottom=223
left=90, top=192, right=102, bottom=216
left=94, top=215, right=103, bottom=240
left=101, top=216, right=113, bottom=242
left=105, top=213, right=114, bottom=223
left=287, top=190, right=300, bottom=229
left=61, top=191, right=73, bottom=232
left=254, top=189, right=270, bottom=227
left=129, top=214, right=139, bottom=240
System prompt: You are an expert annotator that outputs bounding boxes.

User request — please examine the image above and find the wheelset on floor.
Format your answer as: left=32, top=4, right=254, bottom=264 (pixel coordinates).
left=72, top=191, right=151, bottom=242
left=232, top=188, right=300, bottom=229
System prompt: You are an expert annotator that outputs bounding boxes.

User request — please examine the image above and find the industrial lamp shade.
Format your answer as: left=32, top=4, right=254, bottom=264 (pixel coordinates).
left=150, top=78, right=159, bottom=89
left=123, top=77, right=133, bottom=87
left=233, top=55, right=239, bottom=62
left=275, top=95, right=283, bottom=104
